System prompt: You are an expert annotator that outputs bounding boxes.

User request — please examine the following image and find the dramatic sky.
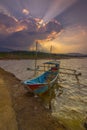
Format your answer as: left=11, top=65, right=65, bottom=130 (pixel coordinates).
left=0, top=0, right=87, bottom=53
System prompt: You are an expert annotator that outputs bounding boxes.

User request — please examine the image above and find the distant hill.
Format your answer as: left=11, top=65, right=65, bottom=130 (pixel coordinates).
left=67, top=53, right=87, bottom=57
left=0, top=50, right=87, bottom=59
left=0, top=47, right=14, bottom=52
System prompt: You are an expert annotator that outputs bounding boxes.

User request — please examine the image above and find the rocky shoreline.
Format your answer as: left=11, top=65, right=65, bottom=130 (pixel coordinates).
left=0, top=67, right=66, bottom=130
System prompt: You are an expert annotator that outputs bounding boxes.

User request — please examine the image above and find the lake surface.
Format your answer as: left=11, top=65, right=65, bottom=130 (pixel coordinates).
left=0, top=58, right=87, bottom=130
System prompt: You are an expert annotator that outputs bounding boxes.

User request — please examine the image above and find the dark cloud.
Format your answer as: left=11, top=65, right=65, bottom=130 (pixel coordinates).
left=0, top=13, right=17, bottom=25
left=0, top=12, right=62, bottom=50
left=0, top=31, right=50, bottom=50
left=46, top=20, right=62, bottom=33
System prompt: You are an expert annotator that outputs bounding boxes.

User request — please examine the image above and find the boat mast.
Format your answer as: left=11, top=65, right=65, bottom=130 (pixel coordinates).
left=34, top=41, right=38, bottom=75
left=50, top=45, right=52, bottom=61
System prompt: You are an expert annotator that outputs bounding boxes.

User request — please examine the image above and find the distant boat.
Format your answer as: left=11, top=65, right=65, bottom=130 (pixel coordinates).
left=23, top=61, right=60, bottom=94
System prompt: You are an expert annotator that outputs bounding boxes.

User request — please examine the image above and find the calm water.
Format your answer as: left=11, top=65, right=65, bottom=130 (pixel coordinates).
left=0, top=58, right=87, bottom=130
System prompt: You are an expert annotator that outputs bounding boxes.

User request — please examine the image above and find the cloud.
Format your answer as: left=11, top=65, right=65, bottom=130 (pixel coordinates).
left=0, top=5, right=11, bottom=16
left=0, top=0, right=52, bottom=19
left=0, top=0, right=87, bottom=53
left=0, top=13, right=27, bottom=35
left=51, top=25, right=87, bottom=54
left=0, top=0, right=78, bottom=21
left=22, top=9, right=30, bottom=15
left=0, top=11, right=86, bottom=54
left=0, top=12, right=62, bottom=51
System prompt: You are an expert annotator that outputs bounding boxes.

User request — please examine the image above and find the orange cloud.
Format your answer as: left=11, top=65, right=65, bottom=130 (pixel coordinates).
left=34, top=26, right=87, bottom=54
left=52, top=26, right=87, bottom=53
left=22, top=9, right=30, bottom=15
left=0, top=24, right=27, bottom=34
left=7, top=25, right=27, bottom=33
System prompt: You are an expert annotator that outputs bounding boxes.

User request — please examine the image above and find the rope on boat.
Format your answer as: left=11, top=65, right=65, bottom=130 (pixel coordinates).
left=59, top=67, right=82, bottom=83
left=55, top=83, right=63, bottom=97
left=60, top=67, right=77, bottom=72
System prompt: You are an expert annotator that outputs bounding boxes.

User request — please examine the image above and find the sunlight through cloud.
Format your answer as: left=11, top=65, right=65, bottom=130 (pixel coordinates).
left=22, top=9, right=30, bottom=15
left=43, top=0, right=78, bottom=23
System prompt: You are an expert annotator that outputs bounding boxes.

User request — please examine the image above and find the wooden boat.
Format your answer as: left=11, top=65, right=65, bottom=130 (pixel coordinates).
left=23, top=61, right=60, bottom=94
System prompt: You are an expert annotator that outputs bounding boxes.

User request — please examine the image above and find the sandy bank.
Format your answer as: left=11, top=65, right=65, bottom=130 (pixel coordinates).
left=0, top=67, right=66, bottom=130
left=0, top=69, right=18, bottom=130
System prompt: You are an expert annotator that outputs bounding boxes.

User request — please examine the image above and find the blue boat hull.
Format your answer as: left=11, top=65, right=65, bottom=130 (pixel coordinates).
left=24, top=62, right=60, bottom=94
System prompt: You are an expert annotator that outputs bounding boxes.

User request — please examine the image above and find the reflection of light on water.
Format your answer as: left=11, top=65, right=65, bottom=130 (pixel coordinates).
left=52, top=112, right=85, bottom=130
left=0, top=58, right=87, bottom=130
left=52, top=59, right=87, bottom=130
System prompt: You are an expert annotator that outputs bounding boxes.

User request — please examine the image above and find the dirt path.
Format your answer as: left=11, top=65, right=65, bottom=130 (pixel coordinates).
left=0, top=67, right=66, bottom=130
